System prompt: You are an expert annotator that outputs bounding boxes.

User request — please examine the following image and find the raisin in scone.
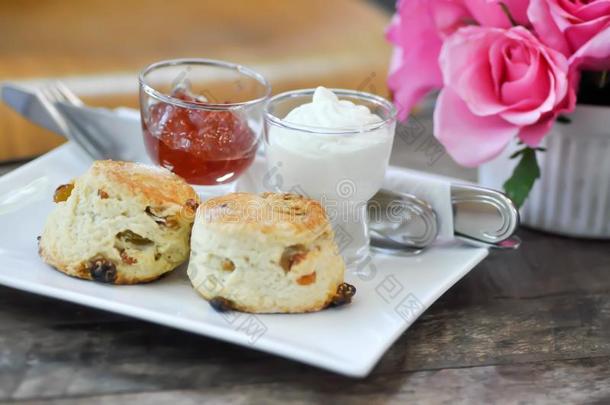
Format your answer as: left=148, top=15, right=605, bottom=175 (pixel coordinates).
left=39, top=160, right=199, bottom=284
left=187, top=192, right=355, bottom=313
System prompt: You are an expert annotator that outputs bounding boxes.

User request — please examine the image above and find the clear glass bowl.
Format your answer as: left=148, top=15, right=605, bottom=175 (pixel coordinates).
left=264, top=88, right=397, bottom=266
left=139, top=58, right=270, bottom=192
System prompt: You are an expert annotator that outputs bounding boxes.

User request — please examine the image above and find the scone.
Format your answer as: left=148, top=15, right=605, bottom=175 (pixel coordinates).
left=39, top=160, right=199, bottom=284
left=187, top=192, right=355, bottom=313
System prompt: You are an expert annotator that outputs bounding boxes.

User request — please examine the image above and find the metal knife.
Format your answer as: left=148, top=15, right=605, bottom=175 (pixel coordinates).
left=2, top=83, right=67, bottom=136
left=1, top=83, right=146, bottom=162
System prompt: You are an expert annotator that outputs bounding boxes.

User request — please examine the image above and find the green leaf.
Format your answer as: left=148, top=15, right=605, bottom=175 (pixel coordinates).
left=503, top=147, right=541, bottom=208
left=557, top=115, right=572, bottom=124
left=509, top=147, right=527, bottom=159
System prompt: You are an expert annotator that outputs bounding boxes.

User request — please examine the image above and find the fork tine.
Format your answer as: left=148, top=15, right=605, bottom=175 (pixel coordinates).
left=38, top=84, right=56, bottom=102
left=37, top=82, right=102, bottom=159
left=54, top=81, right=84, bottom=106
left=51, top=83, right=69, bottom=103
left=40, top=83, right=65, bottom=103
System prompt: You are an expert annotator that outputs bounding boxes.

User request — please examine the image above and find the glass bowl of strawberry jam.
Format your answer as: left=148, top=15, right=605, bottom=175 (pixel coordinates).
left=139, top=59, right=271, bottom=193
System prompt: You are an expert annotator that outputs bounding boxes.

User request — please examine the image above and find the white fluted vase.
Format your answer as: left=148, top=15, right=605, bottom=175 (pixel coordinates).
left=479, top=105, right=610, bottom=238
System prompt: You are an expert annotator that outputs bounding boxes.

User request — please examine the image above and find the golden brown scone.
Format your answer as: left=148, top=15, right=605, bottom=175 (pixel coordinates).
left=187, top=192, right=355, bottom=313
left=39, top=160, right=199, bottom=284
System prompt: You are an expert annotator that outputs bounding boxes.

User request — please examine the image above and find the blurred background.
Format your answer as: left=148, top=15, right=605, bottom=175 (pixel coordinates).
left=0, top=0, right=395, bottom=162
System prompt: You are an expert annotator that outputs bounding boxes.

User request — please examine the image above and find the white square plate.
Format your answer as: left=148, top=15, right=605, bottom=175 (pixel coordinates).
left=0, top=144, right=487, bottom=377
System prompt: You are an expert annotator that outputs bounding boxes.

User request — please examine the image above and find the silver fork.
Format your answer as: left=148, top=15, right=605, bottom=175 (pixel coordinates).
left=50, top=81, right=85, bottom=107
left=38, top=82, right=107, bottom=159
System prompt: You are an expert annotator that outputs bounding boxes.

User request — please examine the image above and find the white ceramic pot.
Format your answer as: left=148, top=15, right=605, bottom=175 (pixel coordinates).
left=479, top=104, right=610, bottom=238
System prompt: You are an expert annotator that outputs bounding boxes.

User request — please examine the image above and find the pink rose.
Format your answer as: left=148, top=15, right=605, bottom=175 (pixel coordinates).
left=528, top=0, right=610, bottom=70
left=386, top=0, right=530, bottom=120
left=434, top=26, right=576, bottom=166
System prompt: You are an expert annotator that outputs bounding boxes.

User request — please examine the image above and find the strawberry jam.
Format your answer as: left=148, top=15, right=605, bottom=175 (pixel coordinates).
left=142, top=89, right=258, bottom=185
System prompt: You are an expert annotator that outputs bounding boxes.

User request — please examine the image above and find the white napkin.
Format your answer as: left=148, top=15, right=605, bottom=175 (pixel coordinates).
left=383, top=166, right=454, bottom=241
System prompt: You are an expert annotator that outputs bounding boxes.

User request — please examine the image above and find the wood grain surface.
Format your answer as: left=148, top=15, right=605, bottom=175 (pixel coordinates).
left=0, top=0, right=391, bottom=161
left=1, top=126, right=609, bottom=403
left=0, top=228, right=608, bottom=404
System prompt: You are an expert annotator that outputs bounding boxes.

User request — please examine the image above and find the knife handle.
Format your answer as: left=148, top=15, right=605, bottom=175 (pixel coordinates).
left=451, top=184, right=519, bottom=244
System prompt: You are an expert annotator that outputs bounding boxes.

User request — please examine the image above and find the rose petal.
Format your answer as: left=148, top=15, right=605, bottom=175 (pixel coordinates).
left=528, top=0, right=571, bottom=56
left=429, top=1, right=472, bottom=37
left=465, top=0, right=530, bottom=27
left=573, top=1, right=610, bottom=21
left=387, top=44, right=443, bottom=120
left=459, top=57, right=507, bottom=116
left=564, top=15, right=610, bottom=51
left=570, top=25, right=610, bottom=70
left=441, top=27, right=508, bottom=116
left=518, top=68, right=579, bottom=147
left=500, top=28, right=570, bottom=124
left=500, top=54, right=550, bottom=122
left=497, top=0, right=531, bottom=26
left=434, top=87, right=518, bottom=167
left=489, top=40, right=506, bottom=95
left=518, top=115, right=555, bottom=147
left=386, top=1, right=445, bottom=120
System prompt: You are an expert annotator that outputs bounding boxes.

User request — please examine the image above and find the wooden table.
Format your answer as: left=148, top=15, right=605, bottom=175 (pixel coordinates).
left=1, top=120, right=609, bottom=404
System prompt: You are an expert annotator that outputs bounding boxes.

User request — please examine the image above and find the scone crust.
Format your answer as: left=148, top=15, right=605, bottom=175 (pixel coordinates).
left=200, top=192, right=330, bottom=241
left=39, top=160, right=199, bottom=284
left=90, top=160, right=197, bottom=207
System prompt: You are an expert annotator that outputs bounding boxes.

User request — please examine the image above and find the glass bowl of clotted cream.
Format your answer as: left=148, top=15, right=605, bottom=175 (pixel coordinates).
left=263, top=86, right=397, bottom=266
